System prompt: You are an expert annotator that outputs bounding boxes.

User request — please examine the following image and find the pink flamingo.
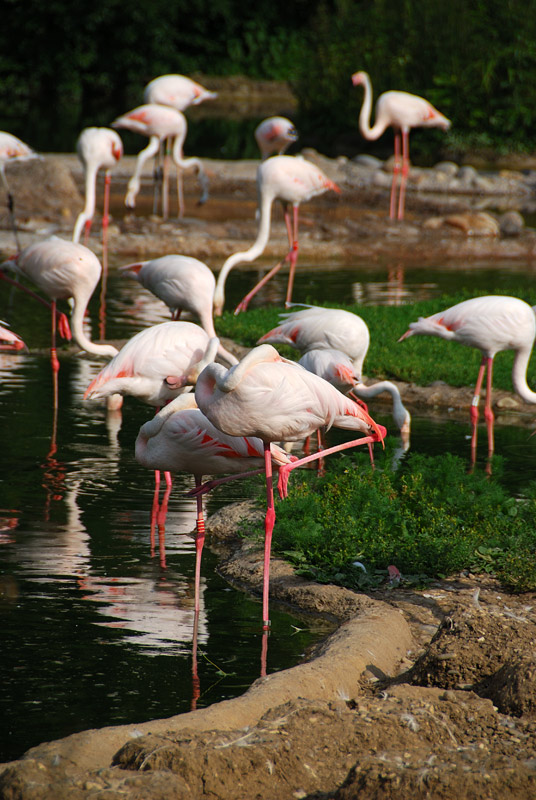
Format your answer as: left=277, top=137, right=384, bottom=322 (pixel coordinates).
left=135, top=392, right=294, bottom=613
left=119, top=254, right=238, bottom=366
left=194, top=343, right=385, bottom=629
left=0, top=321, right=26, bottom=351
left=72, top=127, right=123, bottom=269
left=399, top=295, right=536, bottom=461
left=213, top=156, right=340, bottom=316
left=112, top=104, right=208, bottom=219
left=254, top=116, right=298, bottom=160
left=259, top=306, right=410, bottom=438
left=83, top=322, right=225, bottom=409
left=1, top=238, right=118, bottom=404
left=352, top=71, right=451, bottom=220
left=0, top=131, right=39, bottom=250
left=144, top=74, right=217, bottom=110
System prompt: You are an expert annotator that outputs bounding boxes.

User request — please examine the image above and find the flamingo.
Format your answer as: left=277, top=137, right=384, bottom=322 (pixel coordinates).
left=258, top=305, right=410, bottom=438
left=298, top=347, right=411, bottom=443
left=143, top=74, right=217, bottom=111
left=0, top=131, right=39, bottom=250
left=351, top=71, right=451, bottom=220
left=135, top=392, right=294, bottom=614
left=1, top=238, right=118, bottom=386
left=0, top=321, right=26, bottom=351
left=119, top=254, right=238, bottom=366
left=213, top=155, right=340, bottom=316
left=84, top=321, right=220, bottom=409
left=254, top=116, right=298, bottom=160
left=398, top=295, right=536, bottom=461
left=194, top=343, right=385, bottom=629
left=72, top=127, right=123, bottom=272
left=112, top=104, right=208, bottom=219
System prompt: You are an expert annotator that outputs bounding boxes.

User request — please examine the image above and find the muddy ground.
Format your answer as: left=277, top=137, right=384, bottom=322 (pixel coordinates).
left=2, top=149, right=536, bottom=799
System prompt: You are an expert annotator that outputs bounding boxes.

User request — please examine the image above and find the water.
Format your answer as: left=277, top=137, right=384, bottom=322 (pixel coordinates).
left=1, top=260, right=536, bottom=763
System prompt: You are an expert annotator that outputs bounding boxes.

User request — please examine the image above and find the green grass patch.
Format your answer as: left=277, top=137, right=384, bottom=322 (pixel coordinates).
left=235, top=449, right=536, bottom=592
left=215, top=290, right=536, bottom=392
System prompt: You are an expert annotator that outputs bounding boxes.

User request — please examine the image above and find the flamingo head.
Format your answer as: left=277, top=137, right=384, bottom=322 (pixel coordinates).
left=351, top=71, right=367, bottom=87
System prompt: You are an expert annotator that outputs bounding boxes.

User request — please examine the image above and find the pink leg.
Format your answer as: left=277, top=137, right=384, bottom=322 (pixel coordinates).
left=0, top=272, right=71, bottom=340
left=260, top=628, right=269, bottom=678
left=187, top=467, right=266, bottom=498
left=149, top=480, right=160, bottom=558
left=194, top=475, right=205, bottom=613
left=470, top=356, right=487, bottom=464
left=397, top=131, right=410, bottom=220
left=83, top=219, right=91, bottom=246
left=234, top=258, right=287, bottom=315
left=191, top=608, right=201, bottom=710
left=389, top=132, right=401, bottom=220
left=263, top=443, right=276, bottom=629
left=284, top=205, right=299, bottom=308
left=277, top=430, right=385, bottom=499
left=484, top=357, right=495, bottom=458
left=102, top=172, right=111, bottom=275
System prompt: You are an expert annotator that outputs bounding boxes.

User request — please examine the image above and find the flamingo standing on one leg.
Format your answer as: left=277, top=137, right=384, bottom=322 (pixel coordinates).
left=135, top=392, right=294, bottom=614
left=112, top=104, right=209, bottom=220
left=398, top=295, right=536, bottom=463
left=0, top=132, right=40, bottom=250
left=213, top=156, right=340, bottom=316
left=1, top=238, right=118, bottom=405
left=72, top=127, right=123, bottom=267
left=351, top=71, right=451, bottom=220
left=254, top=117, right=298, bottom=160
left=119, top=254, right=238, bottom=366
left=194, top=344, right=385, bottom=630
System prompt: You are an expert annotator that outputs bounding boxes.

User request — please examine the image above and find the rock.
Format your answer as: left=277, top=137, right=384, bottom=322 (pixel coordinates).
left=434, top=161, right=459, bottom=176
left=443, top=212, right=500, bottom=236
left=353, top=154, right=384, bottom=170
left=499, top=211, right=525, bottom=236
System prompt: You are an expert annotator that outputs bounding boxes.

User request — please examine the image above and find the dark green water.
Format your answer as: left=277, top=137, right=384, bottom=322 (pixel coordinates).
left=1, top=260, right=536, bottom=762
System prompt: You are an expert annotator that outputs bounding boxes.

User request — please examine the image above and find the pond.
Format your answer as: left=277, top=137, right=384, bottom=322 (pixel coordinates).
left=1, top=258, right=536, bottom=763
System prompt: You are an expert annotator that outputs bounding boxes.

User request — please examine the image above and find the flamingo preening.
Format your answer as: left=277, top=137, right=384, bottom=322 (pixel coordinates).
left=254, top=117, right=298, bottom=160
left=194, top=343, right=385, bottom=630
left=352, top=70, right=451, bottom=220
left=213, top=156, right=340, bottom=316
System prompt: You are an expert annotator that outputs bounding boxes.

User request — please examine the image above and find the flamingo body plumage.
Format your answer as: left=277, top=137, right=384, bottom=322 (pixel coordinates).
left=0, top=321, right=26, bottom=351
left=84, top=321, right=217, bottom=407
left=213, top=155, right=340, bottom=315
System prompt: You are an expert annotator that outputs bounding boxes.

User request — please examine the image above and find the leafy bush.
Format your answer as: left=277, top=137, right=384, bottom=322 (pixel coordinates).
left=259, top=450, right=536, bottom=592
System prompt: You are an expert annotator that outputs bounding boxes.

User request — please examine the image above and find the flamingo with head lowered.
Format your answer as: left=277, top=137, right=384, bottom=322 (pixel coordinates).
left=72, top=127, right=123, bottom=271
left=352, top=71, right=450, bottom=220
left=194, top=343, right=385, bottom=629
left=213, top=155, right=340, bottom=316
left=254, top=117, right=298, bottom=160
left=399, top=295, right=536, bottom=464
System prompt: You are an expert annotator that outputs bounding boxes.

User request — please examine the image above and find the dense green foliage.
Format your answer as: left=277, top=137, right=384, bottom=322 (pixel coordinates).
left=248, top=451, right=536, bottom=591
left=215, top=291, right=536, bottom=392
left=2, top=1, right=535, bottom=157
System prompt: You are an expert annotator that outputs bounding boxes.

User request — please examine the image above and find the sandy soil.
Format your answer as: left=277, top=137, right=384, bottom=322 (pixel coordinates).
left=2, top=151, right=536, bottom=799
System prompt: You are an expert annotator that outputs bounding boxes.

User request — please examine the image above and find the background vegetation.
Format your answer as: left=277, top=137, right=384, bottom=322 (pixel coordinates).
left=2, top=0, right=535, bottom=159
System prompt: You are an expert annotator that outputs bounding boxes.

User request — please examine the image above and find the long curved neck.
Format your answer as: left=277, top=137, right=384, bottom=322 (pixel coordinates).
left=70, top=298, right=118, bottom=358
left=82, top=164, right=98, bottom=221
left=358, top=73, right=387, bottom=140
left=213, top=190, right=275, bottom=314
left=512, top=347, right=536, bottom=403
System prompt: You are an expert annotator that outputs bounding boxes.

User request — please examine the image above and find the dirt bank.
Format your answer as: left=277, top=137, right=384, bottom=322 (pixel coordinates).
left=2, top=151, right=536, bottom=799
